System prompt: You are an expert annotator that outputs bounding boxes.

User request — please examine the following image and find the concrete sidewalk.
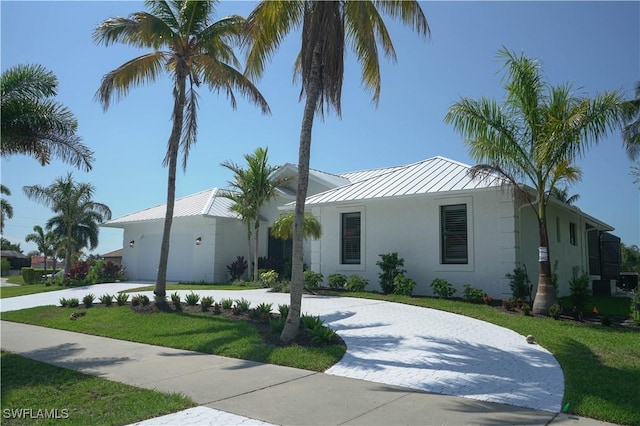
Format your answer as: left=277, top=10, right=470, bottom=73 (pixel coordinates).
left=1, top=321, right=614, bottom=426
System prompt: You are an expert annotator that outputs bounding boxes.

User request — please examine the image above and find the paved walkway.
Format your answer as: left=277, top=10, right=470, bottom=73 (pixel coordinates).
left=0, top=283, right=613, bottom=425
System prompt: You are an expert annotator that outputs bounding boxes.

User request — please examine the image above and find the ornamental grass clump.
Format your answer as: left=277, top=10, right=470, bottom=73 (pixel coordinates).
left=185, top=292, right=200, bottom=306
left=99, top=294, right=113, bottom=307
left=115, top=293, right=129, bottom=306
left=200, top=296, right=214, bottom=312
left=82, top=293, right=96, bottom=308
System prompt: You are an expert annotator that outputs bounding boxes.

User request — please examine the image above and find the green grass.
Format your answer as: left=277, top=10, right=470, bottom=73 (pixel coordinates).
left=1, top=306, right=345, bottom=372
left=332, top=292, right=640, bottom=426
left=1, top=351, right=194, bottom=425
left=4, top=275, right=25, bottom=285
left=559, top=294, right=632, bottom=317
left=0, top=284, right=65, bottom=299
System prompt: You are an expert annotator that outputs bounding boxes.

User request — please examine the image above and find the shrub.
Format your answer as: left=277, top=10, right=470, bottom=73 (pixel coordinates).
left=303, top=270, right=323, bottom=290
left=482, top=293, right=493, bottom=305
left=269, top=317, right=285, bottom=334
left=502, top=298, right=516, bottom=311
left=82, top=293, right=95, bottom=308
left=21, top=267, right=40, bottom=285
left=270, top=280, right=291, bottom=293
left=259, top=270, right=279, bottom=287
left=217, top=298, right=232, bottom=310
left=327, top=273, right=347, bottom=290
left=569, top=273, right=591, bottom=312
left=67, top=298, right=80, bottom=308
left=234, top=298, right=251, bottom=312
left=278, top=304, right=290, bottom=320
left=431, top=278, right=456, bottom=298
left=506, top=267, right=532, bottom=302
left=200, top=296, right=214, bottom=312
left=255, top=302, right=273, bottom=317
left=1, top=258, right=12, bottom=276
left=68, top=261, right=91, bottom=282
left=227, top=256, right=248, bottom=281
left=301, top=314, right=325, bottom=331
left=309, top=325, right=336, bottom=345
left=115, top=292, right=129, bottom=306
left=171, top=292, right=182, bottom=310
left=99, top=294, right=113, bottom=306
left=376, top=253, right=406, bottom=294
left=393, top=274, right=416, bottom=296
left=344, top=275, right=367, bottom=292
left=632, top=293, right=640, bottom=324
left=549, top=303, right=562, bottom=320
left=185, top=292, right=200, bottom=306
left=101, top=261, right=122, bottom=282
left=521, top=303, right=531, bottom=316
left=462, top=284, right=484, bottom=304
left=59, top=297, right=69, bottom=307
left=131, top=294, right=149, bottom=307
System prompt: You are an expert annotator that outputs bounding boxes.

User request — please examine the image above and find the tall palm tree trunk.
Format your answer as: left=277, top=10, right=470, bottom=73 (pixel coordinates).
left=532, top=203, right=557, bottom=314
left=253, top=220, right=260, bottom=281
left=155, top=72, right=186, bottom=303
left=281, top=45, right=323, bottom=343
left=246, top=223, right=252, bottom=280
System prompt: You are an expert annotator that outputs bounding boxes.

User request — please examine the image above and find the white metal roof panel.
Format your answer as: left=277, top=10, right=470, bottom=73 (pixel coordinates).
left=104, top=188, right=238, bottom=226
left=305, top=156, right=504, bottom=206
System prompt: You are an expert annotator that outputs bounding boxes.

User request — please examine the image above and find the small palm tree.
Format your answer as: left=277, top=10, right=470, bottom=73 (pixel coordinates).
left=549, top=186, right=580, bottom=206
left=270, top=211, right=321, bottom=241
left=221, top=147, right=292, bottom=281
left=1, top=64, right=93, bottom=171
left=95, top=0, right=270, bottom=303
left=25, top=225, right=52, bottom=275
left=244, top=0, right=429, bottom=342
left=1, top=185, right=13, bottom=233
left=23, top=173, right=112, bottom=274
left=445, top=48, right=624, bottom=315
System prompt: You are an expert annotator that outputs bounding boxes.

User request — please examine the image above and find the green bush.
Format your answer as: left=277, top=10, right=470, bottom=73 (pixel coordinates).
left=185, top=292, right=200, bottom=306
left=303, top=270, right=323, bottom=290
left=59, top=297, right=70, bottom=307
left=259, top=270, right=279, bottom=287
left=200, top=296, right=214, bottom=312
left=393, top=274, right=416, bottom=296
left=171, top=292, right=182, bottom=310
left=278, top=304, right=290, bottom=320
left=99, top=294, right=113, bottom=306
left=115, top=293, right=129, bottom=306
left=221, top=298, right=234, bottom=309
left=269, top=317, right=285, bottom=334
left=270, top=280, right=291, bottom=293
left=82, top=293, right=96, bottom=308
left=569, top=273, right=591, bottom=312
left=234, top=298, right=251, bottom=312
left=301, top=314, right=324, bottom=331
left=309, top=325, right=336, bottom=345
left=67, top=298, right=80, bottom=308
left=21, top=267, right=40, bottom=285
left=549, top=303, right=562, bottom=320
left=344, top=275, right=367, bottom=292
left=1, top=258, right=11, bottom=276
left=506, top=267, right=532, bottom=302
left=462, top=284, right=484, bottom=304
left=131, top=294, right=149, bottom=307
left=376, top=253, right=406, bottom=294
left=327, top=273, right=347, bottom=290
left=431, top=278, right=456, bottom=298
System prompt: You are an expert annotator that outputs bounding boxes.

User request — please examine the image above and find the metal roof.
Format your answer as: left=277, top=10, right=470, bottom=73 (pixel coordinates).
left=305, top=156, right=504, bottom=205
left=103, top=188, right=238, bottom=226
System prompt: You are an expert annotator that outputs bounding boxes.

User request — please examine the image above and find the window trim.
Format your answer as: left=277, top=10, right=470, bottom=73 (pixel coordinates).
left=341, top=211, right=362, bottom=265
left=440, top=203, right=469, bottom=265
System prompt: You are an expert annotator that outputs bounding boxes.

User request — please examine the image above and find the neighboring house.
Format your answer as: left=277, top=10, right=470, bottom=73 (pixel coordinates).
left=30, top=256, right=56, bottom=270
left=103, top=156, right=617, bottom=297
left=1, top=250, right=30, bottom=271
left=101, top=248, right=123, bottom=265
left=102, top=165, right=348, bottom=283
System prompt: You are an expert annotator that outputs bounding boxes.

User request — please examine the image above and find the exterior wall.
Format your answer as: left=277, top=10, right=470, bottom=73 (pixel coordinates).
left=517, top=201, right=595, bottom=297
left=121, top=216, right=244, bottom=283
left=310, top=188, right=518, bottom=298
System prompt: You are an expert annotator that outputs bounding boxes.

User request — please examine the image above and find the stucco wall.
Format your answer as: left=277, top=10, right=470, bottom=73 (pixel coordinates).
left=310, top=187, right=518, bottom=298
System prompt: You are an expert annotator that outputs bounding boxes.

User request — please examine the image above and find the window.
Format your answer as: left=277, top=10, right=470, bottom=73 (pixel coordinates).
left=441, top=204, right=468, bottom=264
left=341, top=212, right=361, bottom=264
left=556, top=216, right=561, bottom=243
left=569, top=222, right=577, bottom=246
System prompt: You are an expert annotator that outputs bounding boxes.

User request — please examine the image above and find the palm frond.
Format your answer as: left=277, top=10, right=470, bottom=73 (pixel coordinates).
left=180, top=83, right=199, bottom=170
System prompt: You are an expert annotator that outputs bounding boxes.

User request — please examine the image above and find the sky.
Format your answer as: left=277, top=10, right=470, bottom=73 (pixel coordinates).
left=1, top=1, right=639, bottom=257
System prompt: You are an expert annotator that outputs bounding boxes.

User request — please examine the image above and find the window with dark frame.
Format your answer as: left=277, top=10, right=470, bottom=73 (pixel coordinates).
left=570, top=222, right=577, bottom=246
left=341, top=212, right=361, bottom=264
left=441, top=204, right=468, bottom=264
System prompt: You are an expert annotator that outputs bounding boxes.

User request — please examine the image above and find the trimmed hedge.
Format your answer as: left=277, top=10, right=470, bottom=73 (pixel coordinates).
left=21, top=267, right=41, bottom=284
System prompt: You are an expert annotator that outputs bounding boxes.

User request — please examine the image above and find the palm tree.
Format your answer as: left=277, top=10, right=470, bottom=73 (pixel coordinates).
left=23, top=173, right=112, bottom=274
left=1, top=185, right=13, bottom=233
left=1, top=64, right=93, bottom=171
left=445, top=48, right=624, bottom=315
left=270, top=211, right=322, bottom=240
left=221, top=147, right=292, bottom=281
left=549, top=186, right=580, bottom=206
left=95, top=0, right=270, bottom=303
left=220, top=186, right=254, bottom=280
left=25, top=225, right=55, bottom=275
left=244, top=1, right=429, bottom=341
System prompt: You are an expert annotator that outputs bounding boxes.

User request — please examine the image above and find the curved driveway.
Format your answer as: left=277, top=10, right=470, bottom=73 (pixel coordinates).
left=0, top=283, right=563, bottom=413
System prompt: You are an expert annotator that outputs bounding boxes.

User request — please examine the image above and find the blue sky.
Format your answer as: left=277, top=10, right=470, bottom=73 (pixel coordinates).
left=1, top=1, right=639, bottom=257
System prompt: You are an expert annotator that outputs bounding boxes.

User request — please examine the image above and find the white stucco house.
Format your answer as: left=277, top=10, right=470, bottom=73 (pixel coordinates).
left=103, top=156, right=618, bottom=297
